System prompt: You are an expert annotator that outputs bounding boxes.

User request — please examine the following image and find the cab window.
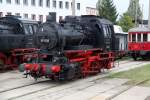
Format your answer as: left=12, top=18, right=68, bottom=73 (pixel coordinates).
left=33, top=24, right=38, bottom=33
left=24, top=24, right=32, bottom=35
left=103, top=25, right=111, bottom=37
left=23, top=24, right=38, bottom=35
left=102, top=25, right=107, bottom=36
left=107, top=26, right=112, bottom=37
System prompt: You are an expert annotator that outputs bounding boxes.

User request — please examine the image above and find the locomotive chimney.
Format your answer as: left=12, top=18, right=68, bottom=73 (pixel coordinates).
left=148, top=0, right=150, bottom=28
left=47, top=12, right=56, bottom=22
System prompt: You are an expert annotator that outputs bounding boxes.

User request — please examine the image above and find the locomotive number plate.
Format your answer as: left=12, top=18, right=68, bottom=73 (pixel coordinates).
left=40, top=39, right=50, bottom=43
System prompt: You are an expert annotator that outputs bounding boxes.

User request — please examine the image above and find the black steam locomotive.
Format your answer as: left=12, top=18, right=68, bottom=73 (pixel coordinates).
left=0, top=14, right=117, bottom=80
left=0, top=15, right=39, bottom=68
left=19, top=15, right=116, bottom=80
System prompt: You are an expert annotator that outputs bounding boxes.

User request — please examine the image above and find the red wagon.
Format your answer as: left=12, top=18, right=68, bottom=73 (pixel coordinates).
left=128, top=27, right=150, bottom=60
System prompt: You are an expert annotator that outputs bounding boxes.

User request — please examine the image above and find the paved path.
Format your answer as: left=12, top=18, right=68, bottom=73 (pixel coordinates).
left=112, top=86, right=150, bottom=100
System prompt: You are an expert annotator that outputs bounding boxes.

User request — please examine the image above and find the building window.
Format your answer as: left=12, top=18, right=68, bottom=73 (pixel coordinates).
left=46, top=0, right=50, bottom=7
left=39, top=0, right=43, bottom=7
left=39, top=15, right=43, bottom=22
left=71, top=2, right=72, bottom=8
left=65, top=2, right=69, bottom=9
left=0, top=0, right=2, bottom=3
left=6, top=0, right=11, bottom=4
left=31, top=0, right=35, bottom=6
left=59, top=1, right=63, bottom=9
left=7, top=12, right=12, bottom=15
left=15, top=0, right=20, bottom=4
left=59, top=16, right=63, bottom=22
left=23, top=0, right=28, bottom=5
left=77, top=3, right=80, bottom=10
left=15, top=13, right=20, bottom=16
left=31, top=14, right=36, bottom=20
left=53, top=0, right=56, bottom=8
left=0, top=12, right=3, bottom=17
left=24, top=14, right=28, bottom=18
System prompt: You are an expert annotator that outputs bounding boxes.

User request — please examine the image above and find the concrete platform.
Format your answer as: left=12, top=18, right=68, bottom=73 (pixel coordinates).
left=112, top=86, right=150, bottom=100
left=1, top=60, right=150, bottom=100
left=13, top=78, right=128, bottom=100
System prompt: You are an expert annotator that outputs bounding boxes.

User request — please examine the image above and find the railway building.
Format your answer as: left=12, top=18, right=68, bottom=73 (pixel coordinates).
left=114, top=25, right=128, bottom=52
left=0, top=0, right=97, bottom=22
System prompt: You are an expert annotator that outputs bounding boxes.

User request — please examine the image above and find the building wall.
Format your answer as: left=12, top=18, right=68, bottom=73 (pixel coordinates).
left=86, top=7, right=97, bottom=15
left=0, top=0, right=92, bottom=22
left=115, top=34, right=128, bottom=51
left=114, top=25, right=128, bottom=51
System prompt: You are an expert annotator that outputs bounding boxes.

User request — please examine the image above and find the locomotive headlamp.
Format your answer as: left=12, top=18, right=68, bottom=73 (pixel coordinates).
left=51, top=65, right=61, bottom=73
left=24, top=64, right=32, bottom=70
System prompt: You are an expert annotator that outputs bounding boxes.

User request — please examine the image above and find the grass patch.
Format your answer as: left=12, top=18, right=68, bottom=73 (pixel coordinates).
left=108, top=64, right=150, bottom=86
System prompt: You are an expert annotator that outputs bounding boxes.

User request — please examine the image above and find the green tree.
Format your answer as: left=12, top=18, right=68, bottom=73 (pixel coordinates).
left=127, top=0, right=142, bottom=21
left=97, top=0, right=118, bottom=23
left=118, top=13, right=134, bottom=32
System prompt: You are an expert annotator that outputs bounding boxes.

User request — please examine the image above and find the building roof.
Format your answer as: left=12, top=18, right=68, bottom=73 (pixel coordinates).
left=129, top=27, right=150, bottom=32
left=113, top=25, right=127, bottom=34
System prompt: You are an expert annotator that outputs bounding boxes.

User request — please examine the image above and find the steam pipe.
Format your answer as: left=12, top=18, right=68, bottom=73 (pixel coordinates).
left=148, top=0, right=150, bottom=28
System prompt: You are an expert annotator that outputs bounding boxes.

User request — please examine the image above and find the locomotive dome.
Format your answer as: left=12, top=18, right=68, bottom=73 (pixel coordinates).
left=128, top=27, right=150, bottom=32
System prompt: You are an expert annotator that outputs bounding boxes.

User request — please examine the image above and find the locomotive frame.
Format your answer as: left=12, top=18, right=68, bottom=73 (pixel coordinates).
left=19, top=48, right=114, bottom=80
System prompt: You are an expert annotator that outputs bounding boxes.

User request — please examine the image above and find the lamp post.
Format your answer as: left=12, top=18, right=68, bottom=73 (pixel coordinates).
left=72, top=0, right=75, bottom=16
left=148, top=0, right=150, bottom=28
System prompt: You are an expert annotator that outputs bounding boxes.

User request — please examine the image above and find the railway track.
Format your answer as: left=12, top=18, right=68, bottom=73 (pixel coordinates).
left=0, top=60, right=149, bottom=100
left=107, top=79, right=150, bottom=100
left=0, top=60, right=133, bottom=93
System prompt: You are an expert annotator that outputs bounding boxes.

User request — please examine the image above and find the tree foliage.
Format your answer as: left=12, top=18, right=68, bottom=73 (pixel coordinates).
left=118, top=13, right=134, bottom=32
left=97, top=0, right=118, bottom=23
left=127, top=0, right=142, bottom=21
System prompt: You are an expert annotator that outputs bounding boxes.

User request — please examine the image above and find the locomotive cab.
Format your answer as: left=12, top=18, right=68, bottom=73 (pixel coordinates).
left=0, top=15, right=39, bottom=52
left=128, top=27, right=150, bottom=60
left=64, top=15, right=115, bottom=51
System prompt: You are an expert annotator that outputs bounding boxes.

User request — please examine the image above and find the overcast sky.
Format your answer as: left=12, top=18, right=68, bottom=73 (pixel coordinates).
left=87, top=0, right=149, bottom=20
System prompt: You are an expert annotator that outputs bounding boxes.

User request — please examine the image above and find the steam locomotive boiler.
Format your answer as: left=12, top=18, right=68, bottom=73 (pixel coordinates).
left=19, top=15, right=115, bottom=80
left=35, top=15, right=115, bottom=51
